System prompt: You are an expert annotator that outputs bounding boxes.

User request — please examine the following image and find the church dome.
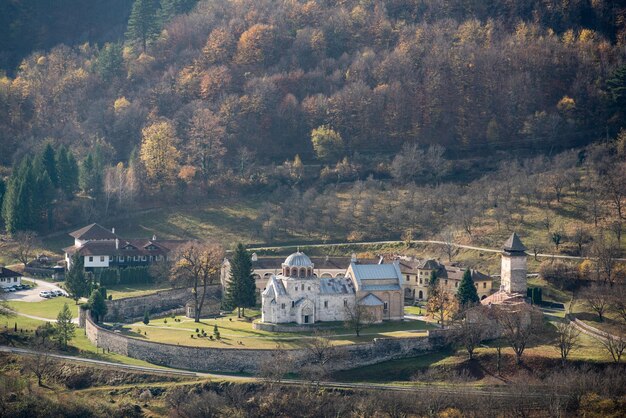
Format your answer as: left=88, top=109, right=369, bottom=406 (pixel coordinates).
left=283, top=251, right=313, bottom=268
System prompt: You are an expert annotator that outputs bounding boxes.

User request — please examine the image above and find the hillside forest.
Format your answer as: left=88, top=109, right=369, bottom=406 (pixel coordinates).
left=0, top=0, right=626, bottom=260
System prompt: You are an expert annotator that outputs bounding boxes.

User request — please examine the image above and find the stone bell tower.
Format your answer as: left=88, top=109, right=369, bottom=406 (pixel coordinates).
left=501, top=232, right=527, bottom=294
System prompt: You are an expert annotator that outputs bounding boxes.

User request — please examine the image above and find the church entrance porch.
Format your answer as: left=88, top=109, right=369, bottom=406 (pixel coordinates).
left=297, top=299, right=315, bottom=325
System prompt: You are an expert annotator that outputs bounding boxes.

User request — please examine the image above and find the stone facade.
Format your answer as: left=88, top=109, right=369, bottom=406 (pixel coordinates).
left=104, top=286, right=221, bottom=322
left=398, top=259, right=493, bottom=303
left=84, top=312, right=445, bottom=373
left=500, top=233, right=528, bottom=295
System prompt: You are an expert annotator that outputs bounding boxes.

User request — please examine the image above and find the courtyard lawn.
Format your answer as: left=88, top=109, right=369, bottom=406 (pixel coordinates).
left=7, top=296, right=80, bottom=320
left=404, top=305, right=427, bottom=316
left=106, top=282, right=172, bottom=299
left=114, top=313, right=435, bottom=349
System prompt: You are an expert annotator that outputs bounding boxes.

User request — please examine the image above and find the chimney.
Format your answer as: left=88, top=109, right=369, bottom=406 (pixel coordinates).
left=251, top=252, right=258, bottom=262
left=351, top=253, right=357, bottom=263
left=112, top=227, right=115, bottom=234
left=378, top=256, right=384, bottom=265
left=115, top=238, right=119, bottom=250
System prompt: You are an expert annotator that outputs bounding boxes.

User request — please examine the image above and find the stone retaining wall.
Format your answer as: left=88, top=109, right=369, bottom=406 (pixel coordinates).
left=104, top=286, right=221, bottom=322
left=84, top=312, right=446, bottom=373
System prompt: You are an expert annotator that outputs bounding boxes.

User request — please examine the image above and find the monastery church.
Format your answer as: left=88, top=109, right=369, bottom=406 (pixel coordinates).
left=261, top=251, right=403, bottom=325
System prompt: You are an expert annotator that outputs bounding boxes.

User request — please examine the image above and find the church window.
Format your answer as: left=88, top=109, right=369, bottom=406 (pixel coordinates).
left=445, top=280, right=448, bottom=285
left=455, top=282, right=458, bottom=288
left=483, top=282, right=487, bottom=288
left=308, top=286, right=311, bottom=291
left=295, top=286, right=298, bottom=291
left=405, top=275, right=409, bottom=282
left=383, top=302, right=388, bottom=312
left=281, top=303, right=285, bottom=309
left=324, top=301, right=328, bottom=308
left=89, top=256, right=93, bottom=262
left=291, top=301, right=295, bottom=308
left=343, top=299, right=348, bottom=307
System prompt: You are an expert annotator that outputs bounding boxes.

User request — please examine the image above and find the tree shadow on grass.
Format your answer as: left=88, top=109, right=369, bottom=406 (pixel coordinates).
left=332, top=348, right=455, bottom=382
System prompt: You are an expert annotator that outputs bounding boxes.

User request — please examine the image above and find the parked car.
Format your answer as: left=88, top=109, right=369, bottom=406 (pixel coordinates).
left=39, top=291, right=52, bottom=298
left=5, top=287, right=16, bottom=292
left=52, top=290, right=65, bottom=297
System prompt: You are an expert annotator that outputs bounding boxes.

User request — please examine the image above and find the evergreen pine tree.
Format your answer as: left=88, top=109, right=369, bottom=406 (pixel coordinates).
left=67, top=151, right=79, bottom=197
left=1, top=173, right=18, bottom=233
left=159, top=0, right=197, bottom=24
left=0, top=177, right=5, bottom=227
left=126, top=0, right=161, bottom=52
left=457, top=268, right=480, bottom=308
left=55, top=303, right=76, bottom=350
left=143, top=310, right=150, bottom=325
left=56, top=145, right=78, bottom=199
left=41, top=143, right=58, bottom=187
left=31, top=157, right=54, bottom=230
left=94, top=42, right=124, bottom=82
left=225, top=243, right=255, bottom=318
left=88, top=289, right=108, bottom=323
left=65, top=253, right=88, bottom=304
left=79, top=153, right=103, bottom=196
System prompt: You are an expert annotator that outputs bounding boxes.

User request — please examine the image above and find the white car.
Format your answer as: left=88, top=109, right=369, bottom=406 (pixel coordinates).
left=39, top=291, right=52, bottom=298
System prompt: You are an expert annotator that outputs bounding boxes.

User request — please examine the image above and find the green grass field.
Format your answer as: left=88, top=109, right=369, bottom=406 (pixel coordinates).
left=7, top=296, right=80, bottom=319
left=106, top=282, right=172, bottom=299
left=114, top=312, right=434, bottom=349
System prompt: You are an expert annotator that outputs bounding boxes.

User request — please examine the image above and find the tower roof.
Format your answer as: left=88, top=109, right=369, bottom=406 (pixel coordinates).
left=503, top=232, right=526, bottom=253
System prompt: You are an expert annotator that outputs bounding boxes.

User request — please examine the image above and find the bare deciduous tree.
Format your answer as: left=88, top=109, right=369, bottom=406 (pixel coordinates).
left=495, top=304, right=541, bottom=365
left=453, top=314, right=487, bottom=360
left=258, top=343, right=294, bottom=384
left=344, top=297, right=375, bottom=337
left=300, top=331, right=339, bottom=382
left=554, top=322, right=581, bottom=366
left=583, top=284, right=610, bottom=322
left=600, top=333, right=626, bottom=363
left=170, top=242, right=224, bottom=322
left=8, top=231, right=40, bottom=266
left=611, top=285, right=626, bottom=323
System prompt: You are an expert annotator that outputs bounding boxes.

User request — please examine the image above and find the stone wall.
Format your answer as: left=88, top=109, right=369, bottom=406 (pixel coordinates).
left=104, top=286, right=221, bottom=322
left=84, top=312, right=446, bottom=373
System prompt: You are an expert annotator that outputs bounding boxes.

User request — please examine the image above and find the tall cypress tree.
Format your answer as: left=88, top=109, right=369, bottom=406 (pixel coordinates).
left=427, top=269, right=439, bottom=299
left=457, top=268, right=479, bottom=308
left=126, top=0, right=160, bottom=52
left=41, top=143, right=58, bottom=187
left=225, top=243, right=255, bottom=318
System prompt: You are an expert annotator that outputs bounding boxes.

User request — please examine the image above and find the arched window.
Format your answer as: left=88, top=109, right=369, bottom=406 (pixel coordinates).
left=291, top=267, right=298, bottom=277
left=418, top=290, right=423, bottom=299
left=481, top=295, right=487, bottom=300
left=299, top=267, right=306, bottom=277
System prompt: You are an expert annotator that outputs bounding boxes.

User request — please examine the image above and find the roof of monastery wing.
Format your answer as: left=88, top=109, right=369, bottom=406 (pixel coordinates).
left=319, top=277, right=355, bottom=295
left=349, top=262, right=402, bottom=291
left=359, top=293, right=384, bottom=306
left=70, top=223, right=117, bottom=240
